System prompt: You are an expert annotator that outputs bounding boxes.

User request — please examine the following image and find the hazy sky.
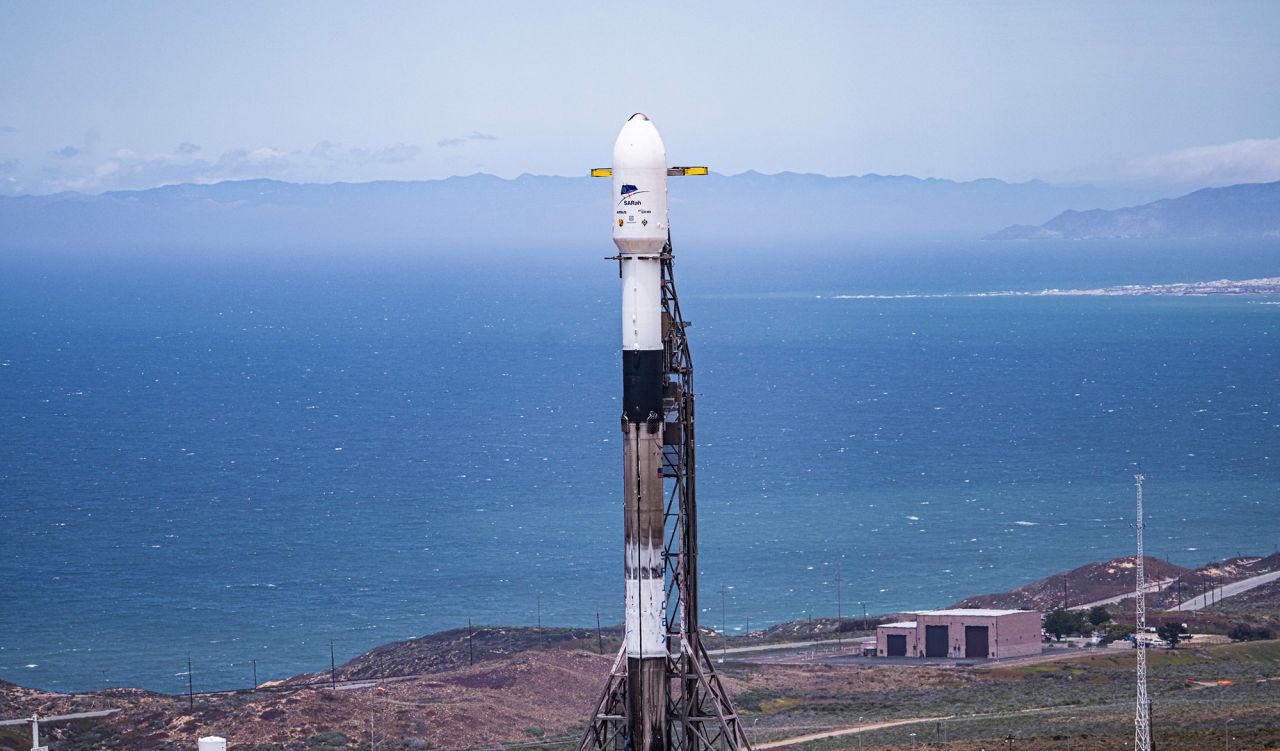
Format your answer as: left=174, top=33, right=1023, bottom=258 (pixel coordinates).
left=1, top=1, right=1278, bottom=194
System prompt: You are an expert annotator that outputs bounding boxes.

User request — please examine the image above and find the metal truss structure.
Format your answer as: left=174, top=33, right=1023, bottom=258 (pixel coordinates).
left=1134, top=475, right=1152, bottom=751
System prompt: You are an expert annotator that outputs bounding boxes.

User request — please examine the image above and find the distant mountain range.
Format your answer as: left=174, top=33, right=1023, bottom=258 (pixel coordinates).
left=990, top=181, right=1280, bottom=240
left=0, top=172, right=1164, bottom=254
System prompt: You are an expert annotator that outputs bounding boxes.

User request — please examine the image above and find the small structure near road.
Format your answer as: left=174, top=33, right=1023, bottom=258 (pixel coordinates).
left=875, top=609, right=1041, bottom=659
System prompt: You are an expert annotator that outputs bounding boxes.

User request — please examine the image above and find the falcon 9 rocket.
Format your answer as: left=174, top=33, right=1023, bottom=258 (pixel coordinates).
left=613, top=113, right=669, bottom=751
left=583, top=114, right=748, bottom=751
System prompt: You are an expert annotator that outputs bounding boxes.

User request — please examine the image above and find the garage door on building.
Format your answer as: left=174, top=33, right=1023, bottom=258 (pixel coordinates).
left=965, top=625, right=989, bottom=658
left=925, top=625, right=949, bottom=657
left=886, top=634, right=907, bottom=657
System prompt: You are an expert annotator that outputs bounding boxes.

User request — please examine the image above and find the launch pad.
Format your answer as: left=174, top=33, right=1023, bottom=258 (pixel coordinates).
left=580, top=115, right=750, bottom=751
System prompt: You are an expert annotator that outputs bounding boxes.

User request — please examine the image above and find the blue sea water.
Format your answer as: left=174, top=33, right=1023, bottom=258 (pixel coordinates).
left=1, top=242, right=1278, bottom=693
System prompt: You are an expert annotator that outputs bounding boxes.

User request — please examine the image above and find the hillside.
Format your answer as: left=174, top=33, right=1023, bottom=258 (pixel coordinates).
left=952, top=556, right=1190, bottom=611
left=951, top=553, right=1280, bottom=616
left=990, top=180, right=1280, bottom=240
left=6, top=631, right=1280, bottom=750
left=0, top=650, right=611, bottom=751
left=281, top=625, right=622, bottom=685
left=3, top=553, right=1279, bottom=750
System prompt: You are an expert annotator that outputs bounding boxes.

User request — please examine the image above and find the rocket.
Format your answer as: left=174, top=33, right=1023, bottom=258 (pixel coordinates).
left=587, top=116, right=741, bottom=751
left=586, top=116, right=741, bottom=751
left=612, top=113, right=670, bottom=751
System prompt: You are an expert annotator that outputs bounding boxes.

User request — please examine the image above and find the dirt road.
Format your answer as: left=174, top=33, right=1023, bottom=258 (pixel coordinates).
left=755, top=715, right=954, bottom=749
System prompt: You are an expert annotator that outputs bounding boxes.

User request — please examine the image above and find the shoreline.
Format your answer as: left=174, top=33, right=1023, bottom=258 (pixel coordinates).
left=824, top=275, right=1280, bottom=300
left=6, top=552, right=1277, bottom=698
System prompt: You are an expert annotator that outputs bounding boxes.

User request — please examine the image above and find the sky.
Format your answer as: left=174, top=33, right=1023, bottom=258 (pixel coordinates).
left=1, top=1, right=1278, bottom=195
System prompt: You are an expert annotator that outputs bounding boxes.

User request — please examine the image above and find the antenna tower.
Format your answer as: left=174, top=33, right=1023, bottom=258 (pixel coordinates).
left=1134, top=474, right=1152, bottom=751
left=579, top=241, right=751, bottom=751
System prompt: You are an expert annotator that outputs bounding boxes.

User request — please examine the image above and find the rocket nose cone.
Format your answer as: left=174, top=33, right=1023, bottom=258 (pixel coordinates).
left=614, top=115, right=666, bottom=169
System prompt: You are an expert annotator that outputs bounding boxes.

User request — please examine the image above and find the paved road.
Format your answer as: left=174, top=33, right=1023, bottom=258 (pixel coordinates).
left=713, top=636, right=873, bottom=657
left=0, top=709, right=119, bottom=726
left=1170, top=569, right=1280, bottom=611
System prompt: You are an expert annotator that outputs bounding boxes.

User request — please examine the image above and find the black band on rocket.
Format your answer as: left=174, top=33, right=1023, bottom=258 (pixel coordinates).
left=622, top=349, right=663, bottom=423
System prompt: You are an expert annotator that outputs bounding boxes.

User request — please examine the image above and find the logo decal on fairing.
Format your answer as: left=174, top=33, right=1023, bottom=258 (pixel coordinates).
left=618, top=183, right=649, bottom=206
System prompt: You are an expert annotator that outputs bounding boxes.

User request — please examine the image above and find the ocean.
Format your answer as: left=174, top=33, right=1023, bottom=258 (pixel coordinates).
left=2, top=241, right=1277, bottom=692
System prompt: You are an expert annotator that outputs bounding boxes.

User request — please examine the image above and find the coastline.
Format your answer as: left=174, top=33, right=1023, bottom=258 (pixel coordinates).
left=826, top=275, right=1280, bottom=300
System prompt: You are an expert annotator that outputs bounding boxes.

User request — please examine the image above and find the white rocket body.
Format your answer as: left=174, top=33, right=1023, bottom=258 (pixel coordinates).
left=613, top=114, right=668, bottom=669
left=611, top=113, right=670, bottom=695
left=612, top=112, right=670, bottom=751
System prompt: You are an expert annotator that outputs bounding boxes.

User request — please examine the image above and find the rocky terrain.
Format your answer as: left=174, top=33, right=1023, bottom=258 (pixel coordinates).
left=951, top=555, right=1190, bottom=611
left=6, top=637, right=1279, bottom=751
left=1, top=651, right=608, bottom=751
left=280, top=625, right=623, bottom=686
left=948, top=553, right=1280, bottom=616
left=3, top=554, right=1278, bottom=751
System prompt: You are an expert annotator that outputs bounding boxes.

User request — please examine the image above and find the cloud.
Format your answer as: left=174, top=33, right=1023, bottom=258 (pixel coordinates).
left=372, top=143, right=420, bottom=163
left=313, top=141, right=420, bottom=165
left=24, top=139, right=427, bottom=193
left=0, top=125, right=16, bottom=134
left=437, top=131, right=499, bottom=148
left=0, top=160, right=19, bottom=193
left=48, top=129, right=101, bottom=161
left=216, top=147, right=292, bottom=175
left=1124, top=137, right=1280, bottom=186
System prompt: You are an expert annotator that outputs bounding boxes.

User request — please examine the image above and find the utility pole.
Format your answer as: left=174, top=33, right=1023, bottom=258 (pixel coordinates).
left=186, top=655, right=194, bottom=711
left=835, top=566, right=843, bottom=649
left=1134, top=475, right=1152, bottom=751
left=330, top=641, right=337, bottom=689
left=596, top=610, right=604, bottom=655
left=860, top=601, right=868, bottom=632
left=468, top=617, right=475, bottom=666
left=721, top=584, right=728, bottom=655
left=251, top=659, right=257, bottom=690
